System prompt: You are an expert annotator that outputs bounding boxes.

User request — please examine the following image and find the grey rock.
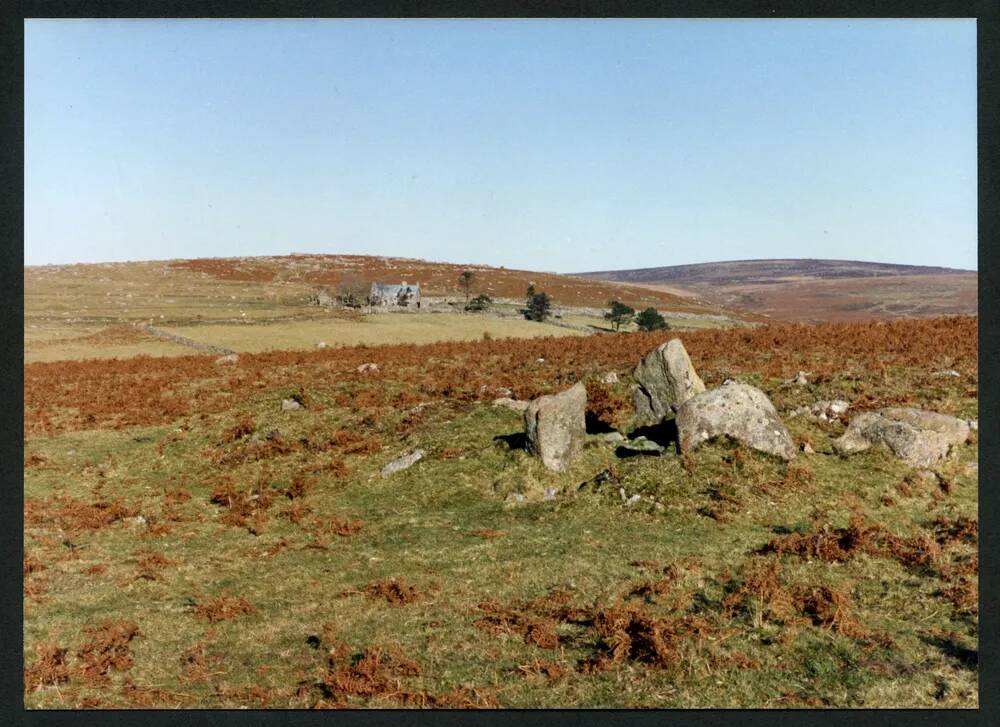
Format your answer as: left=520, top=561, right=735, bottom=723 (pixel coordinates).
left=932, top=369, right=961, bottom=378
left=595, top=431, right=626, bottom=444
left=215, top=353, right=239, bottom=365
left=675, top=382, right=796, bottom=461
left=281, top=398, right=302, bottom=411
left=619, top=436, right=665, bottom=454
left=624, top=494, right=641, bottom=507
left=793, top=371, right=809, bottom=386
left=602, top=371, right=619, bottom=385
left=505, top=492, right=526, bottom=504
left=316, top=341, right=328, bottom=349
left=543, top=487, right=559, bottom=501
left=357, top=363, right=379, bottom=373
left=802, top=442, right=815, bottom=454
left=523, top=382, right=587, bottom=472
left=632, top=339, right=706, bottom=426
left=832, top=407, right=971, bottom=468
left=968, top=419, right=978, bottom=431
left=380, top=449, right=425, bottom=477
left=493, top=397, right=529, bottom=413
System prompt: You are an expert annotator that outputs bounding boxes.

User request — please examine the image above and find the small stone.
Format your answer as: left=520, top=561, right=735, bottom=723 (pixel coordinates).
left=543, top=487, right=558, bottom=501
left=215, top=353, right=239, bottom=365
left=932, top=369, right=961, bottom=378
left=625, top=494, right=641, bottom=507
left=357, top=363, right=379, bottom=373
left=619, top=436, right=664, bottom=454
left=602, top=372, right=619, bottom=385
left=802, top=442, right=815, bottom=454
left=380, top=449, right=425, bottom=477
left=619, top=487, right=627, bottom=502
left=281, top=398, right=302, bottom=411
left=595, top=431, right=625, bottom=444
left=793, top=371, right=809, bottom=386
left=505, top=493, right=526, bottom=504
left=316, top=342, right=328, bottom=349
left=968, top=419, right=978, bottom=431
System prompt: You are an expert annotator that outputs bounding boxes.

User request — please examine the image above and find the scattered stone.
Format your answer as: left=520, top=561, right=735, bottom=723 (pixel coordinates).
left=493, top=397, right=529, bottom=413
left=380, top=449, right=425, bottom=477
left=357, top=363, right=379, bottom=373
left=543, top=487, right=559, bottom=501
left=932, top=369, right=961, bottom=378
left=632, top=339, right=706, bottom=426
left=523, top=382, right=587, bottom=472
left=624, top=494, right=641, bottom=507
left=675, top=382, right=796, bottom=461
left=832, top=408, right=971, bottom=468
left=536, top=358, right=545, bottom=364
left=215, top=354, right=239, bottom=365
left=802, top=442, right=815, bottom=454
left=281, top=398, right=302, bottom=411
left=505, top=493, right=526, bottom=505
left=793, top=371, right=809, bottom=386
left=619, top=487, right=627, bottom=502
left=316, top=342, right=328, bottom=349
left=788, top=400, right=850, bottom=422
left=968, top=419, right=978, bottom=431
left=595, top=431, right=625, bottom=444
left=602, top=372, right=619, bottom=385
left=618, top=436, right=664, bottom=454
left=964, top=463, right=978, bottom=477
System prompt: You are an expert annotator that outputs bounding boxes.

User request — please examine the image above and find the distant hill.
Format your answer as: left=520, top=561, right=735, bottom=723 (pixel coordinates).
left=577, top=259, right=977, bottom=323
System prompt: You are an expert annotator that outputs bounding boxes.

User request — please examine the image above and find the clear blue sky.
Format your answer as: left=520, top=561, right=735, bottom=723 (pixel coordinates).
left=24, top=19, right=977, bottom=271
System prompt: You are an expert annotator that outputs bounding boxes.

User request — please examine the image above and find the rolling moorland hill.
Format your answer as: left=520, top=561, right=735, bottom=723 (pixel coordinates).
left=577, top=259, right=978, bottom=323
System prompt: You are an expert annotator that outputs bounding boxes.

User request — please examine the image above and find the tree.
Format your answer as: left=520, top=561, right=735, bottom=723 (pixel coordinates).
left=635, top=307, right=669, bottom=331
left=336, top=274, right=370, bottom=308
left=465, top=293, right=492, bottom=312
left=524, top=285, right=551, bottom=322
left=604, top=300, right=635, bottom=331
left=458, top=270, right=475, bottom=304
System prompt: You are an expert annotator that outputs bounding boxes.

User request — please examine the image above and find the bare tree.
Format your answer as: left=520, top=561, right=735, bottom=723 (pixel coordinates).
left=458, top=270, right=475, bottom=304
left=336, top=274, right=370, bottom=308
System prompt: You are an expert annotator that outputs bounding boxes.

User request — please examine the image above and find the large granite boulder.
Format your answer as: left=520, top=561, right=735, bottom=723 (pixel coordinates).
left=523, top=382, right=587, bottom=472
left=832, top=408, right=970, bottom=468
left=632, top=339, right=705, bottom=426
left=675, top=382, right=796, bottom=460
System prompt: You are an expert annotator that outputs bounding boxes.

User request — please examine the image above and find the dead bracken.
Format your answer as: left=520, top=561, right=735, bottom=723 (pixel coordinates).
left=194, top=594, right=259, bottom=623
left=363, top=577, right=421, bottom=606
left=76, top=620, right=141, bottom=686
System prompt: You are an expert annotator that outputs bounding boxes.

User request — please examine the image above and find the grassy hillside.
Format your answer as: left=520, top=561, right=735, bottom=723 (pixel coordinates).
left=24, top=317, right=978, bottom=708
left=578, top=259, right=977, bottom=323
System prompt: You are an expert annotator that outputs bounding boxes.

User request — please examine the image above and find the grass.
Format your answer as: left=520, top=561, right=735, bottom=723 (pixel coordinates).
left=23, top=321, right=978, bottom=708
left=159, top=314, right=584, bottom=353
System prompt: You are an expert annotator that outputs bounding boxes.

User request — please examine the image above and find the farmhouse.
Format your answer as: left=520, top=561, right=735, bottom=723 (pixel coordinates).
left=369, top=281, right=421, bottom=309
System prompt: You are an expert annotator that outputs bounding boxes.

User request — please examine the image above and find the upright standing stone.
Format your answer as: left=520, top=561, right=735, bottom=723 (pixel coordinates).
left=523, top=382, right=587, bottom=472
left=632, top=339, right=706, bottom=426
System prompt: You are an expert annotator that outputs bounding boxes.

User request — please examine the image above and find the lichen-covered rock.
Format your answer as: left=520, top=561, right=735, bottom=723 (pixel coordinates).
left=675, top=382, right=796, bottom=460
left=523, top=382, right=587, bottom=472
left=632, top=339, right=706, bottom=426
left=833, top=408, right=970, bottom=468
left=281, top=398, right=302, bottom=411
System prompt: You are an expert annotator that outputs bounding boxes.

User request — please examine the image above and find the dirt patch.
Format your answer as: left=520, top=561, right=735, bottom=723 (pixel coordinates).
left=194, top=594, right=259, bottom=623
left=76, top=620, right=140, bottom=686
left=469, top=529, right=505, bottom=539
left=363, top=577, right=421, bottom=606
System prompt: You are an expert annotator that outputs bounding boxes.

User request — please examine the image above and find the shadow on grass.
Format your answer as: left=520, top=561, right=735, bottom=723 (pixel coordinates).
left=920, top=634, right=978, bottom=670
left=494, top=432, right=528, bottom=451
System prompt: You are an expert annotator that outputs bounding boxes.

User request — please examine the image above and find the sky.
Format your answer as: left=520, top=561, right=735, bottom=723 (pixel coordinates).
left=24, top=19, right=977, bottom=271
